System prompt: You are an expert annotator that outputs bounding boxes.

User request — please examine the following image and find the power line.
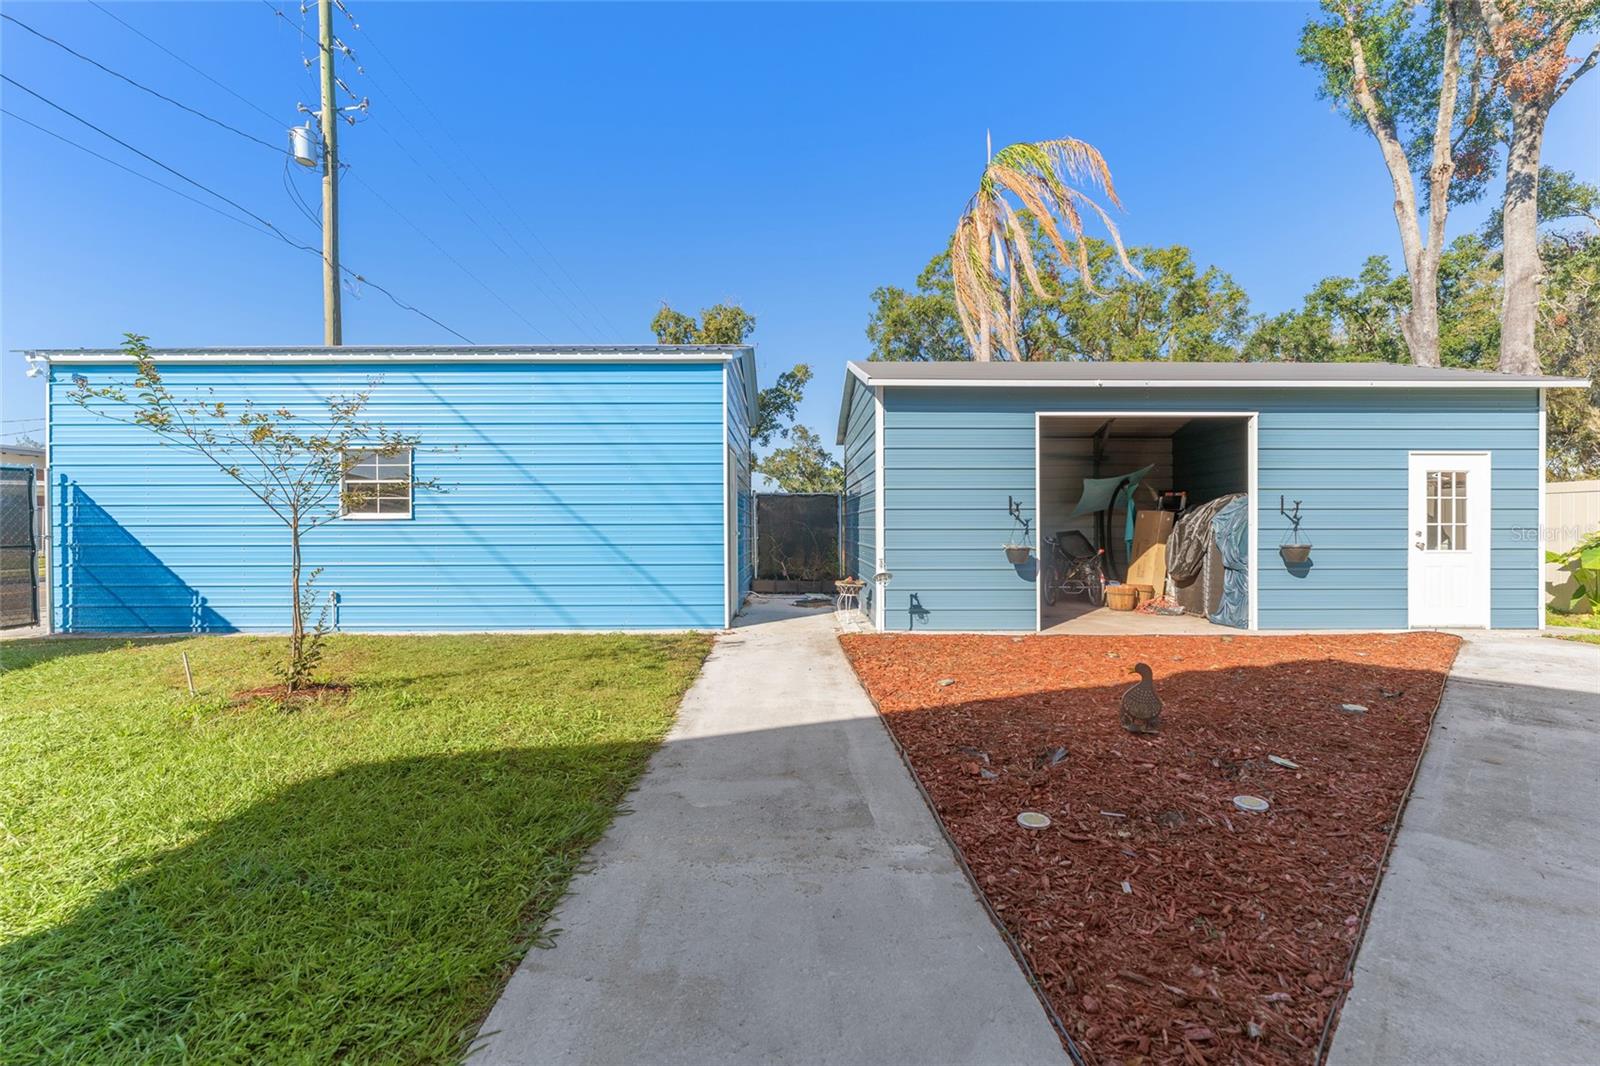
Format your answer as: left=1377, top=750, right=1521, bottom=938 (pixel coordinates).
left=0, top=92, right=472, bottom=344
left=261, top=1, right=558, bottom=343
left=337, top=7, right=620, bottom=339
left=283, top=154, right=321, bottom=228
left=356, top=20, right=624, bottom=336
left=4, top=74, right=309, bottom=245
left=344, top=272, right=474, bottom=344
left=3, top=106, right=291, bottom=239
left=358, top=79, right=606, bottom=341
left=79, top=0, right=328, bottom=235
left=18, top=7, right=472, bottom=345
left=86, top=0, right=284, bottom=129
left=262, top=0, right=615, bottom=342
left=348, top=170, right=553, bottom=342
left=260, top=0, right=336, bottom=59
left=1, top=12, right=287, bottom=156
left=346, top=15, right=623, bottom=338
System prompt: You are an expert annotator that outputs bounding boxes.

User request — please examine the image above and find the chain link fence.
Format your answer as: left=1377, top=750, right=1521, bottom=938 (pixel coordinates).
left=1, top=464, right=40, bottom=628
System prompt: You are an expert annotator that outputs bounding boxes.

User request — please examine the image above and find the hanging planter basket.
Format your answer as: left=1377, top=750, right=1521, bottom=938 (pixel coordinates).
left=1280, top=544, right=1313, bottom=565
left=1004, top=544, right=1033, bottom=565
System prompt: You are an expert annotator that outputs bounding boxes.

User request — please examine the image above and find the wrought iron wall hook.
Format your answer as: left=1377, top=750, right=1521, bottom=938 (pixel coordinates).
left=1008, top=495, right=1032, bottom=541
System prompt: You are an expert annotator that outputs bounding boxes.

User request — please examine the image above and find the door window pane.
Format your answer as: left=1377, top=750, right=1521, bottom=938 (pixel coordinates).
left=1425, top=469, right=1467, bottom=552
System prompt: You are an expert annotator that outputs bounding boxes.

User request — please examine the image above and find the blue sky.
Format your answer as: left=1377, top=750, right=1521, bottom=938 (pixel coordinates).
left=3, top=1, right=1597, bottom=458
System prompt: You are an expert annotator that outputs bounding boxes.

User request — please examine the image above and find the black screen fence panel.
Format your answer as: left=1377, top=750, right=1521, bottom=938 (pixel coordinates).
left=0, top=464, right=39, bottom=627
left=754, top=492, right=842, bottom=593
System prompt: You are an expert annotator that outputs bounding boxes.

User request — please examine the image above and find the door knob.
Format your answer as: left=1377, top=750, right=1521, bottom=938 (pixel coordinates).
left=1414, top=541, right=1424, bottom=549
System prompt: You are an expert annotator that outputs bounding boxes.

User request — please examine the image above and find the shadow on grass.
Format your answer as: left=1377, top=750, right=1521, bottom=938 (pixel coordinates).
left=0, top=634, right=200, bottom=673
left=0, top=743, right=654, bottom=1064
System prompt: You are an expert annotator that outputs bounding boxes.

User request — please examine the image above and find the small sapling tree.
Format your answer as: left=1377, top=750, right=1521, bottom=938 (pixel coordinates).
left=69, top=334, right=436, bottom=690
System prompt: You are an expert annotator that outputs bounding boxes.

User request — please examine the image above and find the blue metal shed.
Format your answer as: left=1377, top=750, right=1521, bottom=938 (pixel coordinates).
left=837, top=360, right=1587, bottom=633
left=36, top=345, right=755, bottom=633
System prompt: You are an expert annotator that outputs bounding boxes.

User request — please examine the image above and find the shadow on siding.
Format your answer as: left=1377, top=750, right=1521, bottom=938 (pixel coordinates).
left=59, top=480, right=233, bottom=633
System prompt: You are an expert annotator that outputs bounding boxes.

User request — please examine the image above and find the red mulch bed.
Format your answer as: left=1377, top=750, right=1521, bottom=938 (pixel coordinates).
left=840, top=632, right=1460, bottom=1066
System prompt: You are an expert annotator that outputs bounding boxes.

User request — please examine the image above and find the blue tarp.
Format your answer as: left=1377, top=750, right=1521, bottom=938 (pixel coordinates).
left=1209, top=495, right=1250, bottom=629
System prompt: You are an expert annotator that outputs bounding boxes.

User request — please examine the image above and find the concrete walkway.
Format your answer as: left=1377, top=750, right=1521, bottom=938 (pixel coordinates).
left=472, top=599, right=1067, bottom=1066
left=1329, top=632, right=1600, bottom=1066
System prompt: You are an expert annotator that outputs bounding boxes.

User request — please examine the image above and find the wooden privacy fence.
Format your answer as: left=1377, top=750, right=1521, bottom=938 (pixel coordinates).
left=753, top=492, right=842, bottom=594
left=1547, top=479, right=1600, bottom=608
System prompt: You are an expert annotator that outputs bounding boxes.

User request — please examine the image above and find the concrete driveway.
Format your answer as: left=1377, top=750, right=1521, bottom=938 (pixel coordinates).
left=1329, top=632, right=1600, bottom=1066
left=471, top=599, right=1067, bottom=1065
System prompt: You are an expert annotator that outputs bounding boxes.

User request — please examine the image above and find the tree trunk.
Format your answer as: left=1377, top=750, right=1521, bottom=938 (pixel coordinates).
left=288, top=515, right=303, bottom=691
left=1497, top=97, right=1548, bottom=375
left=1400, top=260, right=1443, bottom=369
left=1339, top=6, right=1458, bottom=368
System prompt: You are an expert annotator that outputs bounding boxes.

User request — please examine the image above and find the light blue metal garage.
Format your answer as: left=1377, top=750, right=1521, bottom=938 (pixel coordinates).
left=37, top=345, right=755, bottom=633
left=837, top=361, right=1586, bottom=633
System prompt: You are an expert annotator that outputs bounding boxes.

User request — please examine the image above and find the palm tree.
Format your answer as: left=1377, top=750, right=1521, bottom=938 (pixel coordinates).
left=952, top=137, right=1136, bottom=360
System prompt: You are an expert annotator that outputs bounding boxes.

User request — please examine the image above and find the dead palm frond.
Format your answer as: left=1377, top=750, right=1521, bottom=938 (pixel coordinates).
left=955, top=138, right=1138, bottom=360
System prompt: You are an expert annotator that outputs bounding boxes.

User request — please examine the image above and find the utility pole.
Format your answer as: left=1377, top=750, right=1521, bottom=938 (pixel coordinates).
left=318, top=0, right=342, bottom=346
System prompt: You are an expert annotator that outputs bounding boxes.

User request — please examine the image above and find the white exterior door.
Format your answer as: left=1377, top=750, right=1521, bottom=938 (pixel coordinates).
left=1407, top=452, right=1491, bottom=628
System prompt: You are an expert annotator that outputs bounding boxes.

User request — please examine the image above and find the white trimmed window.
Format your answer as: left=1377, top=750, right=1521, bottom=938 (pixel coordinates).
left=341, top=447, right=413, bottom=519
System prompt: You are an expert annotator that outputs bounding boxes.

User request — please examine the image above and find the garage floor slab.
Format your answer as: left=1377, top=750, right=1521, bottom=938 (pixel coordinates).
left=1328, top=632, right=1600, bottom=1066
left=470, top=599, right=1067, bottom=1066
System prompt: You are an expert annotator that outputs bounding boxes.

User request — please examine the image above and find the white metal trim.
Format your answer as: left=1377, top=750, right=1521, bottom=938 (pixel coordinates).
left=851, top=375, right=1585, bottom=391
left=1538, top=390, right=1547, bottom=631
left=1035, top=410, right=1260, bottom=632
left=1406, top=450, right=1494, bottom=630
left=338, top=445, right=416, bottom=521
left=874, top=385, right=885, bottom=631
left=1247, top=414, right=1259, bottom=631
left=42, top=366, right=53, bottom=634
left=1034, top=412, right=1042, bottom=634
left=39, top=351, right=742, bottom=366
left=722, top=364, right=732, bottom=629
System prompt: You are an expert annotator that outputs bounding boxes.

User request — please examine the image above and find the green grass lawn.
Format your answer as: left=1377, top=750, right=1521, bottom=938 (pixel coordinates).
left=1546, top=608, right=1600, bottom=631
left=0, top=632, right=710, bottom=1063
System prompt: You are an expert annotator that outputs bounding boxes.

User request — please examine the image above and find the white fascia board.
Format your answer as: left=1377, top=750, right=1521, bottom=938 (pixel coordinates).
left=835, top=375, right=856, bottom=446
left=35, top=350, right=743, bottom=365
left=1538, top=390, right=1547, bottom=631
left=836, top=363, right=878, bottom=445
left=873, top=385, right=885, bottom=632
left=853, top=375, right=1590, bottom=390
left=722, top=363, right=732, bottom=629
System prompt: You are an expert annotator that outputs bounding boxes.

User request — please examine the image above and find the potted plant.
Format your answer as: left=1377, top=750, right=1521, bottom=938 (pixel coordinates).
left=1004, top=495, right=1032, bottom=565
left=1280, top=543, right=1312, bottom=565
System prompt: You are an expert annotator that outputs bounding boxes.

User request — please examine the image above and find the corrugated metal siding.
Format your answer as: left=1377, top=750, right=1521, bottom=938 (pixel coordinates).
left=841, top=382, right=877, bottom=614
left=726, top=357, right=754, bottom=605
left=879, top=387, right=1541, bottom=632
left=50, top=362, right=729, bottom=632
left=1173, top=420, right=1249, bottom=505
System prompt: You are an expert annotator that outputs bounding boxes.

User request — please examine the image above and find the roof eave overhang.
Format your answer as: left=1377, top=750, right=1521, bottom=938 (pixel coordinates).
left=27, top=347, right=753, bottom=365
left=847, top=372, right=1589, bottom=390
left=835, top=362, right=874, bottom=445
